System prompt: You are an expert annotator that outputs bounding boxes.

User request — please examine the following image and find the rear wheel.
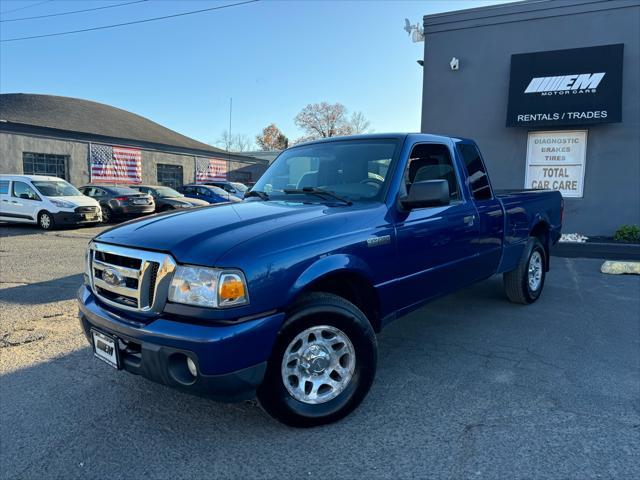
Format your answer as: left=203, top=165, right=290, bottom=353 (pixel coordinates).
left=38, top=211, right=54, bottom=230
left=504, top=237, right=546, bottom=304
left=257, top=292, right=377, bottom=427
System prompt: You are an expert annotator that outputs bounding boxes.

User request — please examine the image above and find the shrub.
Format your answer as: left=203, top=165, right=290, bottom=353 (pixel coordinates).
left=613, top=224, right=640, bottom=243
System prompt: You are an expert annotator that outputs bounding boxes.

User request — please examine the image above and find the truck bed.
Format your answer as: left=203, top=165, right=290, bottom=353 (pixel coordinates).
left=495, top=189, right=563, bottom=273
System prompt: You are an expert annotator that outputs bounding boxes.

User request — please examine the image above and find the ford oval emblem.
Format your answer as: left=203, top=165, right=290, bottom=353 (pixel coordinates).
left=102, top=268, right=123, bottom=287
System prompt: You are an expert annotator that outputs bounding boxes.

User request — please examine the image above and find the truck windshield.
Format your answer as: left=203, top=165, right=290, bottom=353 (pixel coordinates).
left=32, top=180, right=81, bottom=197
left=251, top=139, right=399, bottom=202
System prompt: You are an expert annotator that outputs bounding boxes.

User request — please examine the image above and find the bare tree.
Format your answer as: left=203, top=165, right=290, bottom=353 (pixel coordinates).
left=350, top=111, right=372, bottom=134
left=294, top=102, right=353, bottom=141
left=256, top=123, right=289, bottom=151
left=215, top=130, right=253, bottom=152
left=233, top=134, right=253, bottom=152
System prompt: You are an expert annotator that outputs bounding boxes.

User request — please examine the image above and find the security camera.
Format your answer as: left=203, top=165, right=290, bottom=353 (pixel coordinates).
left=450, top=57, right=459, bottom=70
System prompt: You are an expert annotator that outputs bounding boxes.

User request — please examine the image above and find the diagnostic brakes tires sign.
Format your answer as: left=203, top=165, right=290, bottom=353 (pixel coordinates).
left=525, top=131, right=587, bottom=198
left=507, top=44, right=623, bottom=127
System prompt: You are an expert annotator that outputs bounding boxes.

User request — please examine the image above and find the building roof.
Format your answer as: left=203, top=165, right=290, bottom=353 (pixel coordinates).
left=422, top=0, right=629, bottom=33
left=0, top=93, right=228, bottom=156
left=241, top=150, right=282, bottom=163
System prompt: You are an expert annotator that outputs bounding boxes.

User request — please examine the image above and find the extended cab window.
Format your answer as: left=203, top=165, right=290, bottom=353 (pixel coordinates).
left=458, top=144, right=492, bottom=200
left=404, top=144, right=460, bottom=201
left=12, top=181, right=40, bottom=201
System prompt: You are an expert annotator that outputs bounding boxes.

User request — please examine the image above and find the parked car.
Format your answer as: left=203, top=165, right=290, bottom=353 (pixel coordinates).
left=202, top=181, right=249, bottom=199
left=0, top=174, right=101, bottom=230
left=178, top=184, right=241, bottom=204
left=78, top=133, right=562, bottom=427
left=130, top=185, right=209, bottom=212
left=79, top=184, right=154, bottom=223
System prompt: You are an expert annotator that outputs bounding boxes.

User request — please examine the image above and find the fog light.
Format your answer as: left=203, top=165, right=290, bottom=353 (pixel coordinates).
left=186, top=357, right=197, bottom=377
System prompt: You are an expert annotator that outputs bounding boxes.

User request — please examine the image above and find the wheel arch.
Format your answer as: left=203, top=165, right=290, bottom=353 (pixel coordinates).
left=530, top=219, right=551, bottom=271
left=290, top=255, right=382, bottom=333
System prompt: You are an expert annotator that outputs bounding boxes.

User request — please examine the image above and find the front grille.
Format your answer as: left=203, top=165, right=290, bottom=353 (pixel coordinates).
left=95, top=250, right=141, bottom=269
left=147, top=262, right=159, bottom=306
left=75, top=206, right=97, bottom=214
left=89, top=242, right=176, bottom=315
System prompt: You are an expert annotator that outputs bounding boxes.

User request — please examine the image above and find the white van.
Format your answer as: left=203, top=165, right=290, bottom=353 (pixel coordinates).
left=0, top=175, right=102, bottom=230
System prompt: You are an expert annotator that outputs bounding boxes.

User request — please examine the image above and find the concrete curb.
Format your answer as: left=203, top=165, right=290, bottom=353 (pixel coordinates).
left=601, top=261, right=640, bottom=275
left=552, top=241, right=640, bottom=260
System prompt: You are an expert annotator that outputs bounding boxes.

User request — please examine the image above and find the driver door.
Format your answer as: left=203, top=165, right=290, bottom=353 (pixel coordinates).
left=392, top=143, right=480, bottom=310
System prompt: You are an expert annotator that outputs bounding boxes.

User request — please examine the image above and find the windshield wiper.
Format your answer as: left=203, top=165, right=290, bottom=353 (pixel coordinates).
left=282, top=187, right=353, bottom=206
left=245, top=190, right=270, bottom=201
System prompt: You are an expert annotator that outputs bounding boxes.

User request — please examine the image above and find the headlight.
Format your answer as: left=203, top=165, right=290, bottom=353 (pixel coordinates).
left=168, top=266, right=248, bottom=308
left=50, top=199, right=76, bottom=209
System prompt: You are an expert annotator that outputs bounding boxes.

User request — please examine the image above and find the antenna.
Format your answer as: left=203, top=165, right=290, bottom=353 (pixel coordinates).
left=403, top=18, right=424, bottom=43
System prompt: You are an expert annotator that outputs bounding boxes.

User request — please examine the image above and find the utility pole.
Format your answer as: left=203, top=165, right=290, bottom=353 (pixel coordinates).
left=227, top=97, right=232, bottom=180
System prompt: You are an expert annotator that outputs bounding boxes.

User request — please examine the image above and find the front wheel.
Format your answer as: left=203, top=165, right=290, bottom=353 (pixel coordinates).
left=38, top=211, right=55, bottom=230
left=504, top=237, right=546, bottom=304
left=101, top=207, right=113, bottom=223
left=257, top=292, right=377, bottom=427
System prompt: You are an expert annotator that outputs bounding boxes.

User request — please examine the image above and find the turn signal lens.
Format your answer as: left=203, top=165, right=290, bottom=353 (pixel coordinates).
left=218, top=273, right=248, bottom=307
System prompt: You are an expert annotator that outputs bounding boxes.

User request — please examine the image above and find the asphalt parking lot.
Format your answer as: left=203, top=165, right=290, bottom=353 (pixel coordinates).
left=1, top=223, right=639, bottom=479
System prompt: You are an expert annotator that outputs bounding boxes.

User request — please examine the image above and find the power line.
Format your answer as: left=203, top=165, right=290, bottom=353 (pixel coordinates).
left=0, top=0, right=259, bottom=43
left=1, top=0, right=147, bottom=23
left=0, top=0, right=53, bottom=16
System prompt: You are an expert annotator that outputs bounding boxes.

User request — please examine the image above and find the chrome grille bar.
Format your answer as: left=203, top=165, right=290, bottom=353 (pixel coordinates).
left=89, top=242, right=176, bottom=315
left=93, top=259, right=140, bottom=279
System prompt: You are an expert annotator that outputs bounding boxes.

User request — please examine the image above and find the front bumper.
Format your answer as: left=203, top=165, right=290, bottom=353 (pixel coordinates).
left=78, top=286, right=285, bottom=402
left=52, top=211, right=102, bottom=225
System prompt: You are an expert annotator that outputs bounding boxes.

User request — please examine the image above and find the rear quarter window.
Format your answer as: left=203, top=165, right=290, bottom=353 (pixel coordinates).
left=458, top=143, right=492, bottom=200
left=0, top=181, right=9, bottom=194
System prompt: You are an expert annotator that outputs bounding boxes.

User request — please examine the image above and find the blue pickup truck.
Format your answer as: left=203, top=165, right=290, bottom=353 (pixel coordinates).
left=78, top=133, right=562, bottom=427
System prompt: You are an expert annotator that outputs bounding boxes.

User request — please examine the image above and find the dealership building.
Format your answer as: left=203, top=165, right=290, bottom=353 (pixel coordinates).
left=421, top=0, right=639, bottom=235
left=0, top=93, right=268, bottom=189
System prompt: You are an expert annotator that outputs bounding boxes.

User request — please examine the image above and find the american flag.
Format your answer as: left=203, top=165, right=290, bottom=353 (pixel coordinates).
left=195, top=157, right=227, bottom=182
left=90, top=144, right=142, bottom=183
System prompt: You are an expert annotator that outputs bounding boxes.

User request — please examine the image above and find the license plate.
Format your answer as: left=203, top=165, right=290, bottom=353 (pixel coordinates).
left=133, top=199, right=147, bottom=205
left=84, top=213, right=94, bottom=220
left=91, top=329, right=119, bottom=369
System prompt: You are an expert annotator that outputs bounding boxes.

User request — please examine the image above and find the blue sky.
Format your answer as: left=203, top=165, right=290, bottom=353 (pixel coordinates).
left=1, top=0, right=510, bottom=147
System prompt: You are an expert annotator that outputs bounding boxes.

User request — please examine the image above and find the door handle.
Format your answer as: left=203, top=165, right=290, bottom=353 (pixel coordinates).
left=463, top=215, right=476, bottom=226
left=11, top=200, right=20, bottom=204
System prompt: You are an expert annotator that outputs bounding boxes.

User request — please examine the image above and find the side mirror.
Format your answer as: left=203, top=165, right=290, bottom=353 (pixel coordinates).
left=400, top=179, right=450, bottom=210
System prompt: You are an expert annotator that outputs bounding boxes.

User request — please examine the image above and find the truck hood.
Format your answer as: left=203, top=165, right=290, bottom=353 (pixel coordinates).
left=94, top=201, right=330, bottom=265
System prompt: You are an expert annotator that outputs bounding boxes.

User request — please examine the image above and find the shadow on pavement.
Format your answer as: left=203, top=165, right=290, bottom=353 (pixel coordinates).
left=0, top=273, right=84, bottom=304
left=0, top=223, right=105, bottom=238
left=0, top=223, right=46, bottom=238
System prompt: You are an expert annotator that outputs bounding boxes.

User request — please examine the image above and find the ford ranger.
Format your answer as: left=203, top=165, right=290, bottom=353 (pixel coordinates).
left=78, top=133, right=562, bottom=427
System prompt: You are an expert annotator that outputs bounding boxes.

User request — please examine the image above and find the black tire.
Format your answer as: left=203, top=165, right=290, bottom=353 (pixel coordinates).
left=37, top=211, right=55, bottom=230
left=503, top=237, right=546, bottom=304
left=257, top=292, right=377, bottom=427
left=101, top=206, right=113, bottom=224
